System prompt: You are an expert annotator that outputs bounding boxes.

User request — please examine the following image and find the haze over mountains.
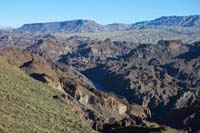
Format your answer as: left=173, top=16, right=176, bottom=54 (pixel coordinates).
left=16, top=15, right=200, bottom=33
left=0, top=25, right=13, bottom=31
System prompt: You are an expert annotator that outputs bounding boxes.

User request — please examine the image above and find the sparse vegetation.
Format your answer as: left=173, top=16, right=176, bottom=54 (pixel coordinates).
left=0, top=55, right=93, bottom=132
left=54, top=27, right=200, bottom=44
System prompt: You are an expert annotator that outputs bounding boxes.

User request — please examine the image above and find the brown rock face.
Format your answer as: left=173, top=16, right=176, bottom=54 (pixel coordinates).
left=80, top=40, right=200, bottom=130
left=63, top=82, right=150, bottom=119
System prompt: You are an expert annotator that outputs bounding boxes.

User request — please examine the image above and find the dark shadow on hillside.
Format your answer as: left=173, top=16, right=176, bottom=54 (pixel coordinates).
left=176, top=42, right=200, bottom=61
left=102, top=126, right=164, bottom=133
left=30, top=73, right=47, bottom=83
left=152, top=104, right=200, bottom=131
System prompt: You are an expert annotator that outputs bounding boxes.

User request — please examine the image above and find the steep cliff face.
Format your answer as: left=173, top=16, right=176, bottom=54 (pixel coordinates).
left=61, top=80, right=153, bottom=131
left=63, top=83, right=151, bottom=119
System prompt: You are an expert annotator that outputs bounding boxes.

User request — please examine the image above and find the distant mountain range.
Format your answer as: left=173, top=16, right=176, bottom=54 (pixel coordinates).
left=131, top=15, right=200, bottom=28
left=16, top=15, right=200, bottom=33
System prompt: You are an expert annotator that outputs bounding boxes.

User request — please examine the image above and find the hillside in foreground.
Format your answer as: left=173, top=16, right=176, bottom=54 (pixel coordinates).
left=0, top=55, right=93, bottom=132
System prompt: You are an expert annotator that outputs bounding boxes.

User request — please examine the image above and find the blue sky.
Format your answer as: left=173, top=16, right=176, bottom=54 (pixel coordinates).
left=0, top=0, right=199, bottom=27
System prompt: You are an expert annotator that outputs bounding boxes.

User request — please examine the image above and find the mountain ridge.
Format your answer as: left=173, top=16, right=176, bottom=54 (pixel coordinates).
left=131, top=15, right=200, bottom=29
left=16, top=15, right=200, bottom=33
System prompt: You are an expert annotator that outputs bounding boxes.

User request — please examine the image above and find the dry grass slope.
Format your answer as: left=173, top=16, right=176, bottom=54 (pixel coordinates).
left=0, top=55, right=93, bottom=133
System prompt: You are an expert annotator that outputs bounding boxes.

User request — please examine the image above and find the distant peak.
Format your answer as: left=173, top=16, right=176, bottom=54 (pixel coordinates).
left=16, top=15, right=200, bottom=33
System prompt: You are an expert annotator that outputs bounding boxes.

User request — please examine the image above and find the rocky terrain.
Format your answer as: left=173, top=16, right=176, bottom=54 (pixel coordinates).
left=61, top=26, right=200, bottom=44
left=0, top=15, right=200, bottom=132
left=60, top=39, right=200, bottom=130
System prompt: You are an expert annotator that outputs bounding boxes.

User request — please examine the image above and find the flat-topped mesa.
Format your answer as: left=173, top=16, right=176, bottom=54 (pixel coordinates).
left=17, top=19, right=105, bottom=33
left=15, top=15, right=200, bottom=34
